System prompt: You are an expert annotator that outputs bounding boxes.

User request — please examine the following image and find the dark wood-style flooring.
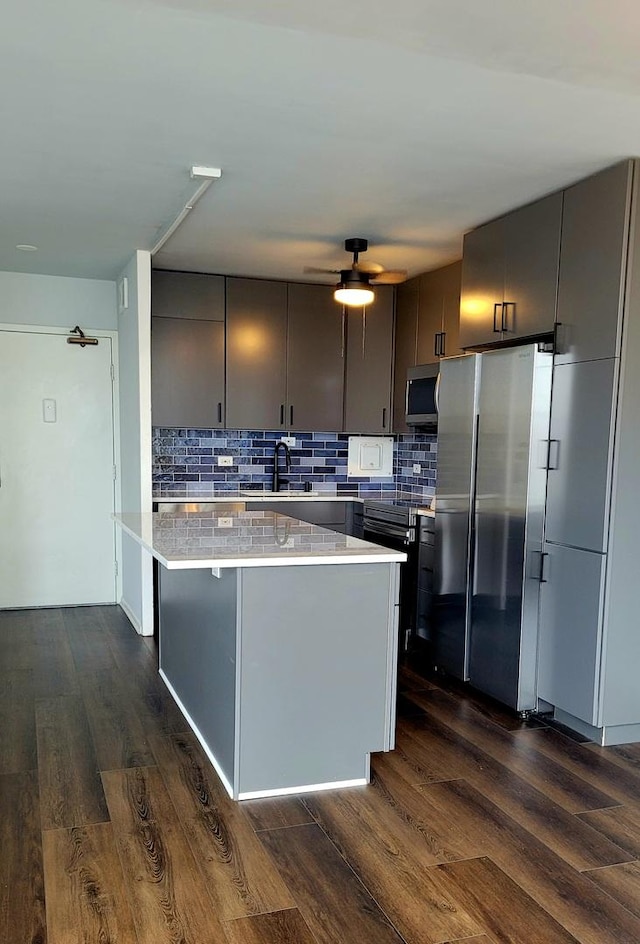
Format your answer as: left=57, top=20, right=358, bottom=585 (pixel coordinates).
left=2, top=605, right=640, bottom=943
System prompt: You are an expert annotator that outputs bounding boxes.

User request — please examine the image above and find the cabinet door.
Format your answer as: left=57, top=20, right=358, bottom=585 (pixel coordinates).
left=152, top=271, right=225, bottom=321
left=440, top=261, right=462, bottom=358
left=151, top=318, right=224, bottom=427
left=392, top=278, right=419, bottom=432
left=416, top=270, right=445, bottom=365
left=545, top=359, right=617, bottom=552
left=556, top=161, right=632, bottom=364
left=538, top=544, right=606, bottom=726
left=226, top=278, right=287, bottom=430
left=459, top=217, right=505, bottom=349
left=416, top=262, right=462, bottom=362
left=287, top=283, right=344, bottom=432
left=344, top=287, right=394, bottom=434
left=503, top=192, right=562, bottom=341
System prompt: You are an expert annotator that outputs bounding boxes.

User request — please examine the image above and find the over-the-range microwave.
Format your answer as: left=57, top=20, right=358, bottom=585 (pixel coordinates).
left=405, top=363, right=439, bottom=428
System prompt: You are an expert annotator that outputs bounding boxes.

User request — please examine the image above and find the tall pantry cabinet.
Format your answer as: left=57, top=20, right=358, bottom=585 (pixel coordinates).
left=538, top=159, right=640, bottom=744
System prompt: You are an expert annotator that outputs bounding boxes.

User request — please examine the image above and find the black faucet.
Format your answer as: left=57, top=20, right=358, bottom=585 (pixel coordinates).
left=272, top=441, right=291, bottom=492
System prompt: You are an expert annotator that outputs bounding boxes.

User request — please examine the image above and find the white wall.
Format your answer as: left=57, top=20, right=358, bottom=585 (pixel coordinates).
left=117, top=250, right=153, bottom=635
left=0, top=270, right=117, bottom=328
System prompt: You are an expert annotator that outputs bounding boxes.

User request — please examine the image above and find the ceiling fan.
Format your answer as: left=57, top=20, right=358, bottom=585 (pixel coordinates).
left=304, top=237, right=408, bottom=307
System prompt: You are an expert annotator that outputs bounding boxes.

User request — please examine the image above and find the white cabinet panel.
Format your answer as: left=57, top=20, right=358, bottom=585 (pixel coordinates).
left=538, top=544, right=606, bottom=726
left=545, top=359, right=617, bottom=552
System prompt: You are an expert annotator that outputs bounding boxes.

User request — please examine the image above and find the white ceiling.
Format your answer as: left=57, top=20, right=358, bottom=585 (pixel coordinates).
left=3, top=0, right=640, bottom=282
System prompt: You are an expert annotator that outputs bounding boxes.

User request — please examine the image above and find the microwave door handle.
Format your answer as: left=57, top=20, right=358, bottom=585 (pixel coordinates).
left=435, top=371, right=441, bottom=413
left=405, top=379, right=411, bottom=416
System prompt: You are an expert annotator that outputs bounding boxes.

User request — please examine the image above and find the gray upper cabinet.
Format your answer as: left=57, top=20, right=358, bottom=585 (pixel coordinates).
left=151, top=270, right=226, bottom=428
left=226, top=278, right=288, bottom=430
left=555, top=160, right=632, bottom=365
left=152, top=270, right=225, bottom=321
left=416, top=261, right=463, bottom=363
left=392, top=278, right=419, bottom=433
left=287, top=283, right=344, bottom=432
left=459, top=216, right=505, bottom=349
left=151, top=318, right=225, bottom=428
left=459, top=192, right=561, bottom=348
left=344, top=287, right=394, bottom=434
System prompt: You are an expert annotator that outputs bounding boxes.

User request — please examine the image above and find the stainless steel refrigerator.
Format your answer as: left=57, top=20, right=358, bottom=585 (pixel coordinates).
left=433, top=344, right=552, bottom=713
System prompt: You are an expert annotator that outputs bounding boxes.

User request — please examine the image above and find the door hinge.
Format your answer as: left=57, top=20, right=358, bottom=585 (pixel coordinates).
left=113, top=465, right=117, bottom=481
left=110, top=362, right=115, bottom=381
left=114, top=559, right=119, bottom=576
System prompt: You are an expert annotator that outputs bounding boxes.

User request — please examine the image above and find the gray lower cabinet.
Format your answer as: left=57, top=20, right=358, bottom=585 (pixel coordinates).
left=151, top=317, right=224, bottom=427
left=459, top=192, right=561, bottom=348
left=538, top=543, right=606, bottom=727
left=344, top=286, right=394, bottom=434
left=226, top=278, right=288, bottom=430
left=245, top=500, right=361, bottom=537
left=555, top=160, right=632, bottom=365
left=545, top=359, right=617, bottom=553
left=287, top=283, right=344, bottom=432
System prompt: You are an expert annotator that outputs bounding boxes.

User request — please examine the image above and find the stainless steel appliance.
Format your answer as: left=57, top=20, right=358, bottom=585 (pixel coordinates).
left=363, top=501, right=418, bottom=650
left=405, top=363, right=439, bottom=427
left=433, top=345, right=552, bottom=712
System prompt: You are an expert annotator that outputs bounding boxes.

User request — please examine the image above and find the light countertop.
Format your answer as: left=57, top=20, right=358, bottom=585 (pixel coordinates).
left=116, top=508, right=407, bottom=570
left=152, top=487, right=435, bottom=517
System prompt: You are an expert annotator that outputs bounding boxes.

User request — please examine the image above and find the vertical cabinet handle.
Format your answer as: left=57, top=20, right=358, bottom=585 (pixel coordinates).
left=440, top=331, right=446, bottom=357
left=434, top=333, right=440, bottom=357
left=434, top=332, right=447, bottom=357
left=539, top=551, right=549, bottom=583
left=502, top=301, right=515, bottom=332
left=217, top=402, right=222, bottom=424
left=382, top=407, right=387, bottom=429
left=493, top=302, right=503, bottom=333
left=290, top=405, right=294, bottom=427
left=280, top=403, right=285, bottom=426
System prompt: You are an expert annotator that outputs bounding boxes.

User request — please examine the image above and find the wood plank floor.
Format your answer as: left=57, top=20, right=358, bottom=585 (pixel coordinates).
left=3, top=606, right=640, bottom=943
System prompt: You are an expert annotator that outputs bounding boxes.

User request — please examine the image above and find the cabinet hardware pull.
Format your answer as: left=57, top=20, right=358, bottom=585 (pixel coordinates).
left=382, top=407, right=387, bottom=429
left=290, top=404, right=294, bottom=426
left=493, top=303, right=502, bottom=333
left=280, top=403, right=285, bottom=426
left=217, top=402, right=222, bottom=424
left=502, top=301, right=515, bottom=332
left=539, top=551, right=549, bottom=583
left=440, top=331, right=446, bottom=356
left=434, top=332, right=439, bottom=357
left=547, top=439, right=560, bottom=470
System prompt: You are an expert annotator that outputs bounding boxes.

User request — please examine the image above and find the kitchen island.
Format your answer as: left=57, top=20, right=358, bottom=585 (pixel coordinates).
left=116, top=506, right=405, bottom=800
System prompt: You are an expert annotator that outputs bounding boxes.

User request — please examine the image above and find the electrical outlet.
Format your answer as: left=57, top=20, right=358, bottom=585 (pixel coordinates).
left=217, top=455, right=234, bottom=467
left=218, top=517, right=233, bottom=528
left=280, top=436, right=296, bottom=447
left=412, top=463, right=421, bottom=474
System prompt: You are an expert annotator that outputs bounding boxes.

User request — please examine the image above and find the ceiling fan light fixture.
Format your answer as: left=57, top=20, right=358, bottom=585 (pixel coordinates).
left=334, top=285, right=375, bottom=306
left=334, top=269, right=375, bottom=307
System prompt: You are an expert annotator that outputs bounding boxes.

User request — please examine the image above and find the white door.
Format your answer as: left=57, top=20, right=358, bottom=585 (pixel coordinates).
left=0, top=328, right=117, bottom=607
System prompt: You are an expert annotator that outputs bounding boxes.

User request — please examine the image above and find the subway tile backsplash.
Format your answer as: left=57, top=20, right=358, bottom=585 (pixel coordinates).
left=153, top=428, right=437, bottom=498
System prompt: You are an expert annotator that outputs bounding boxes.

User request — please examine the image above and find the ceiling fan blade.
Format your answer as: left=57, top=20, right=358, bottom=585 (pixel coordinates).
left=353, top=261, right=385, bottom=275
left=370, top=270, right=408, bottom=285
left=303, top=266, right=341, bottom=275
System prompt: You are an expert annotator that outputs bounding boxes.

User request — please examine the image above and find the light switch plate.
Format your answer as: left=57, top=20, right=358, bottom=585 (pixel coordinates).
left=218, top=455, right=234, bottom=466
left=280, top=437, right=296, bottom=447
left=413, top=463, right=421, bottom=474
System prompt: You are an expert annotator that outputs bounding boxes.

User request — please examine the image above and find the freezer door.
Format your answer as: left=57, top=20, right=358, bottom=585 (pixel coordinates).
left=432, top=354, right=480, bottom=679
left=469, top=345, right=551, bottom=711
